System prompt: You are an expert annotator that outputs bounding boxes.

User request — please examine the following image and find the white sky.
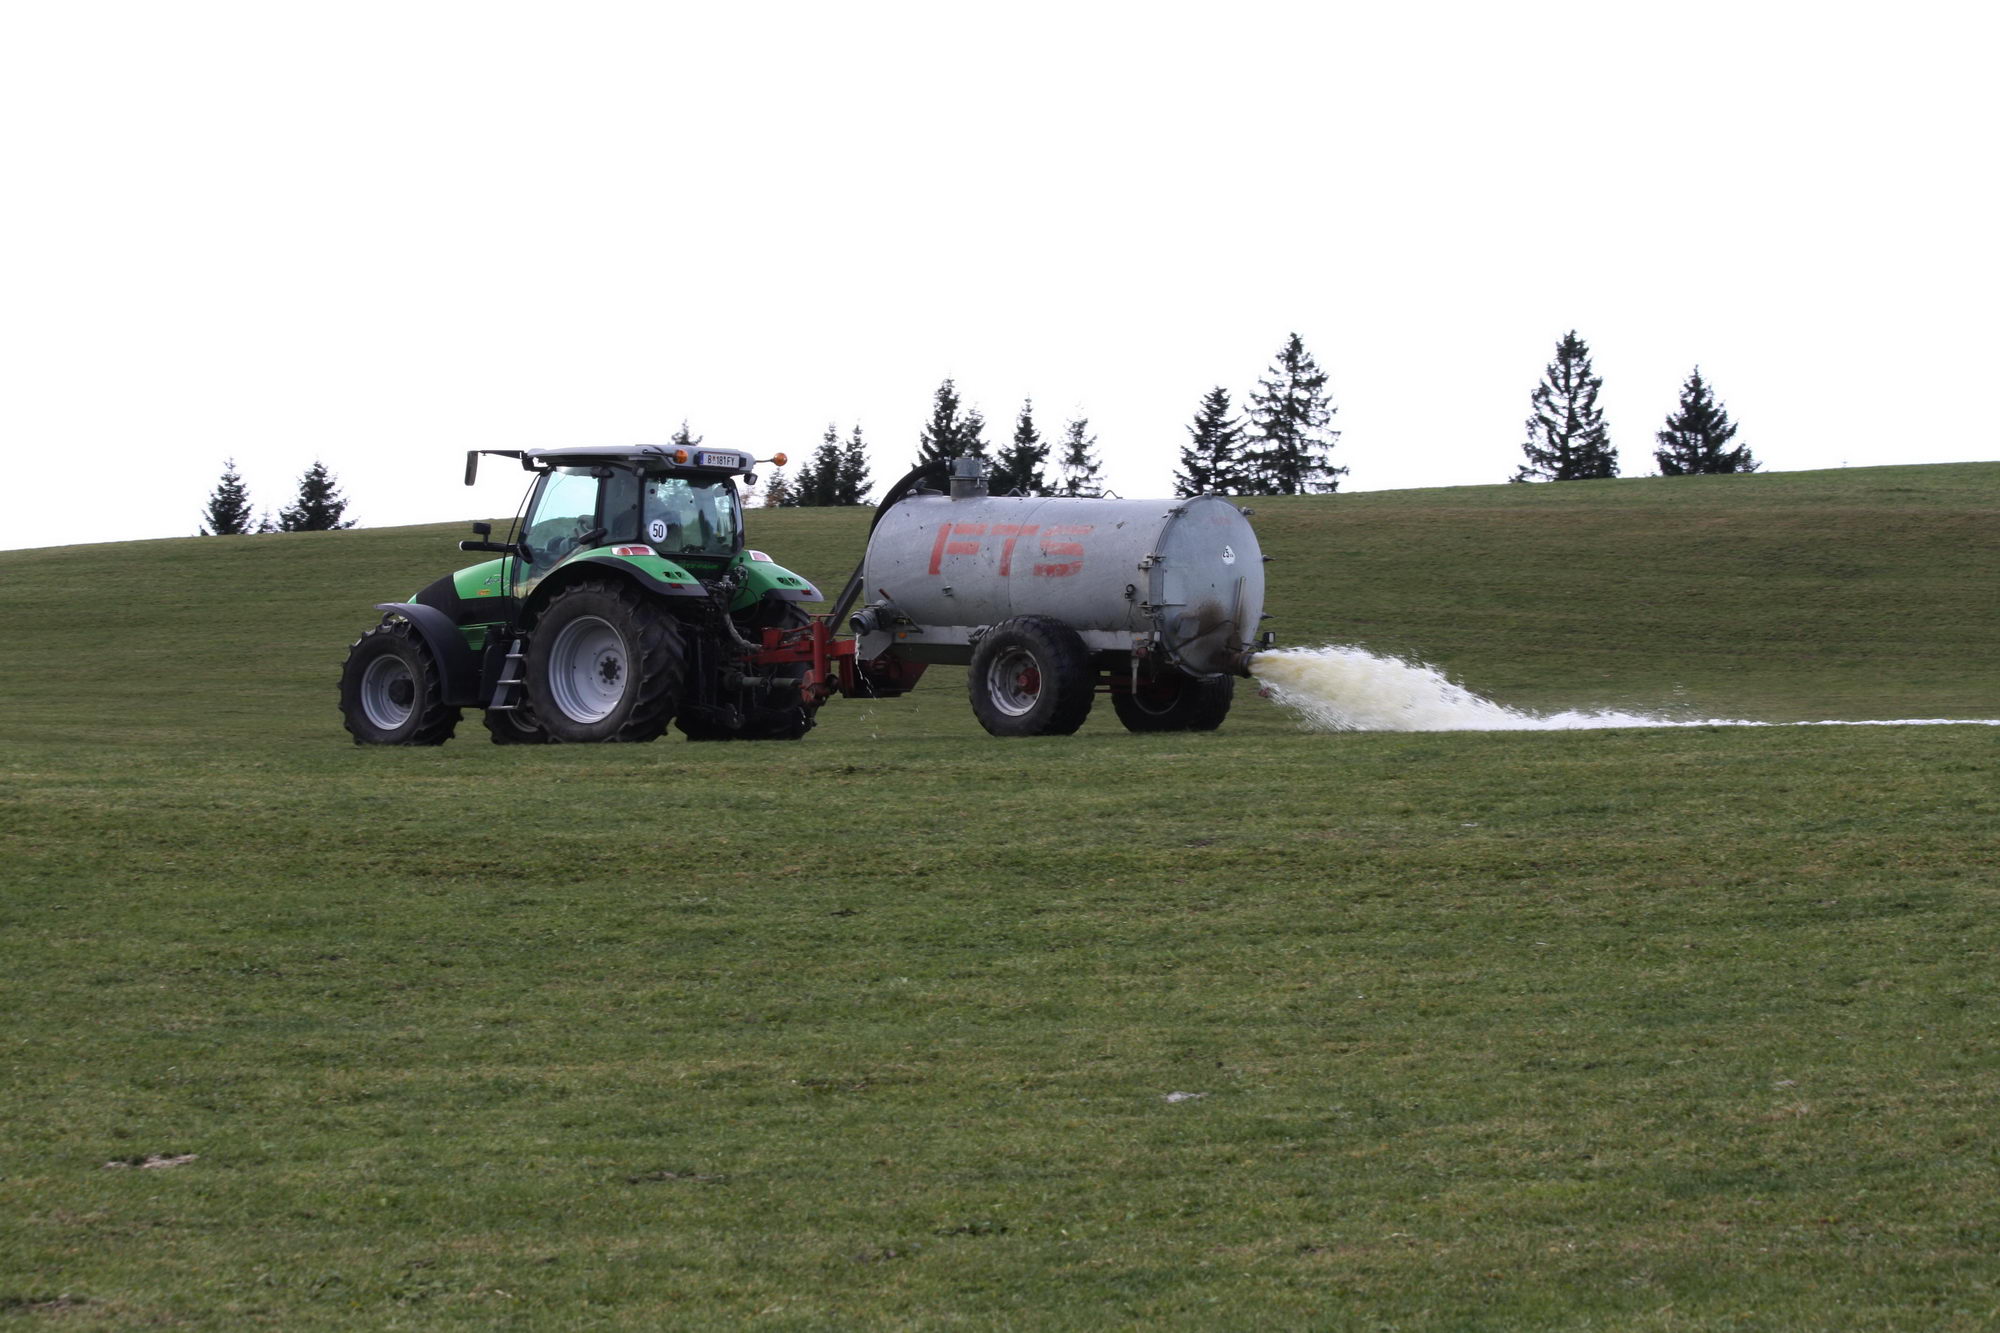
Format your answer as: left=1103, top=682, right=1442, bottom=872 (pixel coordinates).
left=2, top=1, right=1994, bottom=550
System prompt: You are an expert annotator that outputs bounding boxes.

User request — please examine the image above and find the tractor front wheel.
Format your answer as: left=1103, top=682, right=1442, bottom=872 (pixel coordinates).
left=338, top=617, right=462, bottom=746
left=525, top=582, right=685, bottom=742
left=1111, top=671, right=1234, bottom=733
left=967, top=616, right=1094, bottom=737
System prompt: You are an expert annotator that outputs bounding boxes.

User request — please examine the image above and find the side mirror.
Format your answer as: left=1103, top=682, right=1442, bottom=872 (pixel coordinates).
left=464, top=451, right=480, bottom=486
left=472, top=521, right=492, bottom=539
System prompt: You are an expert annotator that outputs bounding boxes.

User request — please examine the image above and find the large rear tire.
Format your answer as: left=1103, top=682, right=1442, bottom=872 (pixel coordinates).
left=967, top=616, right=1095, bottom=737
left=678, top=601, right=820, bottom=742
left=338, top=618, right=461, bottom=746
left=1112, top=672, right=1234, bottom=733
left=525, top=582, right=685, bottom=743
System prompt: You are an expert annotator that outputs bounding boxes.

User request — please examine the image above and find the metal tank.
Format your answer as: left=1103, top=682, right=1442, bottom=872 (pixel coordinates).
left=852, top=483, right=1266, bottom=678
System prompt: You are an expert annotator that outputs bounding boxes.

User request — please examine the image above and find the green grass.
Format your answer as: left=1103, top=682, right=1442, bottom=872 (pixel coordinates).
left=2, top=464, right=1997, bottom=1328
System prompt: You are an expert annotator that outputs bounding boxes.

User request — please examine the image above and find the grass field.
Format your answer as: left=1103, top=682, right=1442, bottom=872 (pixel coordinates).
left=2, top=464, right=1997, bottom=1328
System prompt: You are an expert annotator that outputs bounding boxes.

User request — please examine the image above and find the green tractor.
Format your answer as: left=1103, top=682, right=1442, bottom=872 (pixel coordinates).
left=338, top=444, right=832, bottom=745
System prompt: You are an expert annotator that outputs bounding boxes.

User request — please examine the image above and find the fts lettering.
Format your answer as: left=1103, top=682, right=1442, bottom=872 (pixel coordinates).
left=927, top=523, right=1094, bottom=578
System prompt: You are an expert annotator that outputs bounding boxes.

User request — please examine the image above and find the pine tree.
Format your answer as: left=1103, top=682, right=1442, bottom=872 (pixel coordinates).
left=990, top=398, right=1052, bottom=496
left=276, top=460, right=355, bottom=531
left=1056, top=417, right=1103, bottom=497
left=1247, top=333, right=1345, bottom=495
left=914, top=378, right=987, bottom=467
left=1512, top=331, right=1617, bottom=482
left=835, top=425, right=872, bottom=505
left=760, top=465, right=794, bottom=508
left=1174, top=387, right=1249, bottom=497
left=794, top=425, right=845, bottom=506
left=199, top=458, right=255, bottom=535
left=670, top=420, right=703, bottom=452
left=1655, top=367, right=1757, bottom=475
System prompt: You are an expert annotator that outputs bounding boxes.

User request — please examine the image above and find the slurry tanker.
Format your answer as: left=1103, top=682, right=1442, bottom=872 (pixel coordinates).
left=338, top=450, right=1273, bottom=744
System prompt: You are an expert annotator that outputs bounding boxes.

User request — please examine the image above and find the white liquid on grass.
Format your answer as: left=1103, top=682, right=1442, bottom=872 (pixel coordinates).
left=1250, top=646, right=2000, bottom=733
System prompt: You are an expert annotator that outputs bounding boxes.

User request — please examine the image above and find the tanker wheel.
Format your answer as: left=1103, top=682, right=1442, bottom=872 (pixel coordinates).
left=679, top=601, right=819, bottom=742
left=967, top=616, right=1095, bottom=737
left=1112, top=671, right=1235, bottom=733
left=338, top=617, right=462, bottom=746
left=525, top=581, right=685, bottom=743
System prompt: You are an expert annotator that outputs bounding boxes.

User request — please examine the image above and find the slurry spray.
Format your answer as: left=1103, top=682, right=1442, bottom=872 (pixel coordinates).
left=1250, top=645, right=2000, bottom=732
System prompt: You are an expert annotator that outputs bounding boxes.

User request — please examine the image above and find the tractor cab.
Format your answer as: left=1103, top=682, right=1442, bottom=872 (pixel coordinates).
left=505, top=449, right=750, bottom=599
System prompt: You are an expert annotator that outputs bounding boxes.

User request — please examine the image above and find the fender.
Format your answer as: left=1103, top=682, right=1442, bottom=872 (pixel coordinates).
left=524, top=556, right=708, bottom=619
left=374, top=602, right=481, bottom=707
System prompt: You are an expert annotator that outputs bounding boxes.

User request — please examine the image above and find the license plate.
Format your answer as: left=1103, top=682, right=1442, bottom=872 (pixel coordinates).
left=696, top=451, right=737, bottom=468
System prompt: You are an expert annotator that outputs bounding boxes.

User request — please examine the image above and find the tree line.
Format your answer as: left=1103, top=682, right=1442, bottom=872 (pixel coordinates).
left=758, top=327, right=1753, bottom=508
left=1511, top=331, right=1756, bottom=482
left=197, top=331, right=1758, bottom=534
left=199, top=459, right=353, bottom=535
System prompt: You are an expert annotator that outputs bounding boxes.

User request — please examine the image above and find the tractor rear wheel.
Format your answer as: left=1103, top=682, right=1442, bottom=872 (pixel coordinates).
left=678, top=601, right=819, bottom=742
left=525, top=582, right=685, bottom=742
left=338, top=617, right=462, bottom=746
left=1111, top=671, right=1234, bottom=733
left=967, top=616, right=1094, bottom=737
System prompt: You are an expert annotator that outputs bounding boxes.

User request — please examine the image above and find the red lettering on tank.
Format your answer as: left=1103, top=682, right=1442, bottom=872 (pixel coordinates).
left=1033, top=525, right=1092, bottom=577
left=927, top=523, right=989, bottom=575
left=990, top=524, right=1040, bottom=575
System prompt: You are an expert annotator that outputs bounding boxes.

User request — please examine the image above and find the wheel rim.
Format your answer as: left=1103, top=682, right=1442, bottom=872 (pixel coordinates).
left=547, top=615, right=629, bottom=723
left=986, top=647, right=1043, bottom=717
left=360, top=655, right=417, bottom=730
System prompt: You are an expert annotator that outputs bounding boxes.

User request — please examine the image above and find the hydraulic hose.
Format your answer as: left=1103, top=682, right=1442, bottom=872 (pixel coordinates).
left=827, top=460, right=948, bottom=632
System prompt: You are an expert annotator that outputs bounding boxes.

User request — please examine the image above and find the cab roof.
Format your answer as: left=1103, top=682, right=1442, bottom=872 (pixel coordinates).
left=522, top=444, right=757, bottom=474
left=465, top=444, right=760, bottom=485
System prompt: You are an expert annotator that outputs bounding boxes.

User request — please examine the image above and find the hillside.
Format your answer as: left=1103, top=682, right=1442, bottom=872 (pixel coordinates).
left=3, top=462, right=1997, bottom=1328
left=0, top=462, right=1993, bottom=749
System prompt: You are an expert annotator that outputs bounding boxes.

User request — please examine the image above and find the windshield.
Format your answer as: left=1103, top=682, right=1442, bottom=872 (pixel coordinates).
left=633, top=475, right=740, bottom=556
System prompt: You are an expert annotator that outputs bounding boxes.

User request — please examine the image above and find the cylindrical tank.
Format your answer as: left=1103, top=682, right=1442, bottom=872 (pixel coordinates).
left=857, top=491, right=1264, bottom=676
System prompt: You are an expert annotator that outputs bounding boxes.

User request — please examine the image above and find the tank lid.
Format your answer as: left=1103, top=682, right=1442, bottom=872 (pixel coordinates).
left=949, top=455, right=989, bottom=500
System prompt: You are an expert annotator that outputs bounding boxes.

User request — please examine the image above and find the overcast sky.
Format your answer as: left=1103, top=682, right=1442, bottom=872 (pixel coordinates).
left=3, top=1, right=1993, bottom=550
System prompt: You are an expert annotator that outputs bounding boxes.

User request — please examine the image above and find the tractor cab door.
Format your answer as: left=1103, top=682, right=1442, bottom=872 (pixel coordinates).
left=513, top=467, right=607, bottom=597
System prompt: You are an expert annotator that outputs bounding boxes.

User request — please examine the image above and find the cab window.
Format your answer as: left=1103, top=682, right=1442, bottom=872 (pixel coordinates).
left=517, top=468, right=601, bottom=587
left=642, top=476, right=740, bottom=555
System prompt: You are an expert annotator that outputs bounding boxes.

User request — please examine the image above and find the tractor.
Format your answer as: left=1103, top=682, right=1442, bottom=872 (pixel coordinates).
left=337, top=444, right=863, bottom=745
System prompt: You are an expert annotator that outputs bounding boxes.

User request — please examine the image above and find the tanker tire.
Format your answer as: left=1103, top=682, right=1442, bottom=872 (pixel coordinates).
left=338, top=618, right=462, bottom=746
left=679, top=601, right=819, bottom=742
left=482, top=699, right=551, bottom=745
left=525, top=582, right=685, bottom=743
left=967, top=616, right=1095, bottom=737
left=1111, top=672, right=1235, bottom=733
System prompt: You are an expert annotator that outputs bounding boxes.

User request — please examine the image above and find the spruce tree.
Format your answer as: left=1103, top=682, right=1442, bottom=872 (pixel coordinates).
left=670, top=420, right=703, bottom=452
left=199, top=458, right=255, bottom=535
left=1655, top=367, right=1757, bottom=475
left=1247, top=333, right=1345, bottom=494
left=796, top=425, right=844, bottom=505
left=1056, top=417, right=1103, bottom=497
left=1174, top=387, right=1249, bottom=497
left=276, top=460, right=355, bottom=531
left=761, top=465, right=795, bottom=508
left=1512, top=331, right=1617, bottom=482
left=914, top=378, right=987, bottom=467
left=991, top=398, right=1051, bottom=496
left=836, top=425, right=872, bottom=505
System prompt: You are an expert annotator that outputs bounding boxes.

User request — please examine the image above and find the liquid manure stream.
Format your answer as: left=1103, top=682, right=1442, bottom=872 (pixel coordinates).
left=1249, top=645, right=2000, bottom=732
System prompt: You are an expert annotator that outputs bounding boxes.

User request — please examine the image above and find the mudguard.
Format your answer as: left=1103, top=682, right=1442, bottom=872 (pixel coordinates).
left=734, top=554, right=822, bottom=609
left=374, top=602, right=481, bottom=706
